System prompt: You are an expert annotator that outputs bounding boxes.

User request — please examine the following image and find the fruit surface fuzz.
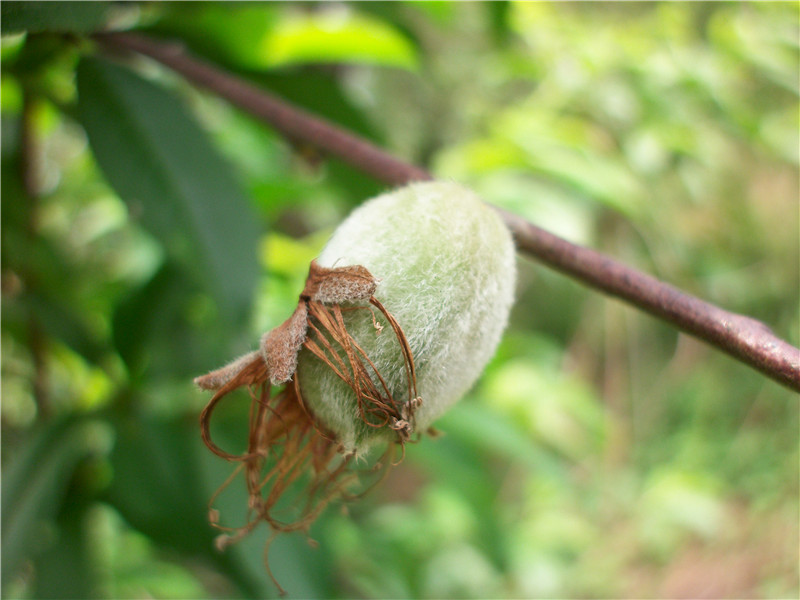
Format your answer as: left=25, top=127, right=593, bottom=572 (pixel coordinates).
left=296, top=181, right=517, bottom=452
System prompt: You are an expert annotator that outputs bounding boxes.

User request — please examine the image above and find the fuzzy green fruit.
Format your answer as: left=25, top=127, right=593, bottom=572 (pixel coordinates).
left=296, top=181, right=516, bottom=453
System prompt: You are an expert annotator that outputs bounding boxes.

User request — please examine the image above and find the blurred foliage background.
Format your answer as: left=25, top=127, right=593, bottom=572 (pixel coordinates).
left=1, top=2, right=798, bottom=598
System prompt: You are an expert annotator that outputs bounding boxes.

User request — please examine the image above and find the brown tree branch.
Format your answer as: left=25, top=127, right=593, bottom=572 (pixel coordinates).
left=92, top=32, right=800, bottom=392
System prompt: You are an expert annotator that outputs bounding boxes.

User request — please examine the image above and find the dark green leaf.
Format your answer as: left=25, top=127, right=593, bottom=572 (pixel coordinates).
left=112, top=260, right=250, bottom=381
left=76, top=56, right=260, bottom=325
left=31, top=501, right=99, bottom=600
left=1, top=1, right=110, bottom=35
left=113, top=262, right=200, bottom=379
left=146, top=2, right=283, bottom=71
left=101, top=407, right=280, bottom=597
left=1, top=418, right=106, bottom=591
left=103, top=408, right=214, bottom=557
left=25, top=291, right=108, bottom=364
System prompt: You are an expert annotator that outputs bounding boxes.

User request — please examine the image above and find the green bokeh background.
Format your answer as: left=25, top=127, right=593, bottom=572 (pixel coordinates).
left=2, top=2, right=798, bottom=598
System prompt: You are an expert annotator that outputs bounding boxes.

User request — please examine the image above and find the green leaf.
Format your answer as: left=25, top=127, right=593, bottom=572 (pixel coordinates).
left=76, top=57, right=260, bottom=325
left=147, top=5, right=390, bottom=201
left=113, top=263, right=197, bottom=379
left=25, top=291, right=108, bottom=365
left=103, top=408, right=276, bottom=598
left=264, top=11, right=419, bottom=70
left=146, top=2, right=282, bottom=71
left=1, top=418, right=108, bottom=591
left=1, top=1, right=110, bottom=35
left=112, top=262, right=246, bottom=381
left=102, top=409, right=214, bottom=557
left=31, top=501, right=98, bottom=600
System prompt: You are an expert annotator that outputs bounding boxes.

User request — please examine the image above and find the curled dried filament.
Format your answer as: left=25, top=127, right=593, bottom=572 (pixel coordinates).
left=195, top=260, right=422, bottom=592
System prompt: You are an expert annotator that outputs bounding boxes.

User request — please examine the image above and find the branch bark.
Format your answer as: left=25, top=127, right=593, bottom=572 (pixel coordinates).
left=93, top=32, right=800, bottom=392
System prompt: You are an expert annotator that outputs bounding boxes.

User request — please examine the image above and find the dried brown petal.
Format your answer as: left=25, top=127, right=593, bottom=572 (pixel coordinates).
left=194, top=350, right=263, bottom=390
left=261, top=302, right=309, bottom=385
left=302, top=260, right=377, bottom=304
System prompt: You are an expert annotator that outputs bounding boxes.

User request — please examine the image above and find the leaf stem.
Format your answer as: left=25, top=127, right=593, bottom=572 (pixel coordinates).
left=93, top=31, right=800, bottom=392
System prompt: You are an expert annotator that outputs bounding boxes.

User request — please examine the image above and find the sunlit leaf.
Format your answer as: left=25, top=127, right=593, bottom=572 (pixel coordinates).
left=263, top=10, right=419, bottom=70
left=146, top=3, right=282, bottom=71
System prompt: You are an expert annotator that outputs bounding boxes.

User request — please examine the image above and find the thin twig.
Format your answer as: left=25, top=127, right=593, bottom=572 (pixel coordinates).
left=92, top=32, right=800, bottom=392
left=20, top=90, right=52, bottom=418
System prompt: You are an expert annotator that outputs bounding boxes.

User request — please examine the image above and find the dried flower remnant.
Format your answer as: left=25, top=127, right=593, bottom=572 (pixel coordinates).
left=195, top=261, right=412, bottom=594
left=195, top=181, right=516, bottom=592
